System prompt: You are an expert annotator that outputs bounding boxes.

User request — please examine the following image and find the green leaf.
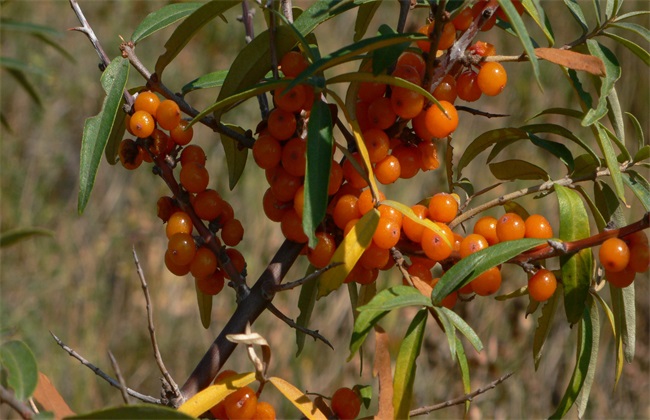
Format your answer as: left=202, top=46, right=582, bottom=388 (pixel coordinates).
left=622, top=170, right=650, bottom=211
left=522, top=123, right=600, bottom=163
left=594, top=181, right=625, bottom=228
left=349, top=286, right=429, bottom=358
left=220, top=124, right=248, bottom=191
left=533, top=286, right=561, bottom=369
left=562, top=0, right=589, bottom=33
left=372, top=25, right=411, bottom=75
left=566, top=68, right=594, bottom=109
left=555, top=184, right=592, bottom=324
left=602, top=32, right=650, bottom=66
left=69, top=405, right=194, bottom=419
left=354, top=1, right=381, bottom=41
left=0, top=19, right=60, bottom=37
left=633, top=146, right=650, bottom=164
left=104, top=101, right=126, bottom=165
left=393, top=309, right=427, bottom=420
left=611, top=284, right=636, bottom=364
left=454, top=336, right=472, bottom=414
left=576, top=185, right=607, bottom=232
left=522, top=0, right=555, bottom=46
left=627, top=112, right=645, bottom=152
left=4, top=68, right=42, bottom=108
left=606, top=87, right=625, bottom=147
left=457, top=128, right=528, bottom=178
left=582, top=40, right=621, bottom=127
left=78, top=57, right=129, bottom=214
left=155, top=1, right=239, bottom=78
left=437, top=306, right=483, bottom=353
left=489, top=159, right=549, bottom=181
left=497, top=0, right=542, bottom=88
left=571, top=153, right=600, bottom=178
left=594, top=123, right=626, bottom=203
left=432, top=307, right=457, bottom=360
left=528, top=107, right=584, bottom=120
left=549, top=303, right=597, bottom=419
left=0, top=227, right=53, bottom=247
left=575, top=297, right=600, bottom=418
left=608, top=22, right=650, bottom=43
left=614, top=11, right=650, bottom=22
left=380, top=200, right=450, bottom=247
left=304, top=100, right=333, bottom=247
left=0, top=340, right=38, bottom=400
left=432, top=238, right=546, bottom=305
left=195, top=279, right=212, bottom=329
left=131, top=3, right=202, bottom=44
left=181, top=70, right=229, bottom=95
left=529, top=134, right=575, bottom=172
left=296, top=266, right=318, bottom=356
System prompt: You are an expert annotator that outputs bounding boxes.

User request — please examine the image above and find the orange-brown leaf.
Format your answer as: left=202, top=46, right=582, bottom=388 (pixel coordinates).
left=534, top=48, right=606, bottom=76
left=32, top=372, right=75, bottom=419
left=373, top=326, right=394, bottom=420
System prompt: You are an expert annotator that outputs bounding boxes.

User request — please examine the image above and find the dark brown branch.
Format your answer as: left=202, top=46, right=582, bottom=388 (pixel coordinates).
left=275, top=262, right=342, bottom=291
left=266, top=303, right=334, bottom=349
left=51, top=332, right=160, bottom=404
left=0, top=384, right=33, bottom=419
left=241, top=1, right=270, bottom=119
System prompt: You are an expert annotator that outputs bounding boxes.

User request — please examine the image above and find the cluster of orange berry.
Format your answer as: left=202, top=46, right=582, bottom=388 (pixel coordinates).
left=208, top=371, right=275, bottom=419
left=119, top=90, right=246, bottom=295
left=599, top=231, right=649, bottom=288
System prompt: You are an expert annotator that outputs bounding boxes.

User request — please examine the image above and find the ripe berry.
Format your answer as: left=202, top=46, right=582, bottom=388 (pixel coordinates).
left=391, top=145, right=422, bottom=179
left=157, top=196, right=178, bottom=223
left=378, top=204, right=403, bottom=226
left=418, top=141, right=440, bottom=171
left=164, top=249, right=191, bottom=276
left=406, top=261, right=433, bottom=285
left=359, top=242, right=390, bottom=270
left=150, top=128, right=174, bottom=156
left=358, top=188, right=385, bottom=216
left=180, top=144, right=206, bottom=166
left=223, top=386, right=257, bottom=420
left=456, top=71, right=482, bottom=102
left=345, top=263, right=378, bottom=285
left=166, top=211, right=193, bottom=238
left=194, top=189, right=224, bottom=221
left=599, top=237, right=630, bottom=272
left=134, top=91, right=160, bottom=116
left=524, top=214, right=553, bottom=239
left=528, top=269, right=557, bottom=302
left=342, top=153, right=370, bottom=189
left=155, top=100, right=180, bottom=131
left=167, top=232, right=197, bottom=266
left=223, top=248, right=246, bottom=280
left=221, top=219, right=244, bottom=247
left=402, top=204, right=429, bottom=243
left=396, top=52, right=426, bottom=79
left=623, top=231, right=649, bottom=273
left=496, top=213, right=526, bottom=242
left=253, top=134, right=282, bottom=169
left=452, top=7, right=473, bottom=31
left=391, top=86, right=425, bottom=119
left=469, top=40, right=496, bottom=57
left=263, top=188, right=290, bottom=222
left=477, top=62, right=507, bottom=96
left=308, top=231, right=336, bottom=268
left=473, top=216, right=499, bottom=245
left=421, top=224, right=453, bottom=261
left=424, top=101, right=459, bottom=139
left=274, top=83, right=307, bottom=113
left=180, top=162, right=210, bottom=193
left=357, top=81, right=387, bottom=103
left=373, top=216, right=401, bottom=249
left=267, top=108, right=297, bottom=140
left=129, top=110, right=155, bottom=139
left=196, top=270, right=225, bottom=295
left=118, top=139, right=143, bottom=170
left=269, top=166, right=302, bottom=202
left=328, top=160, right=344, bottom=195
left=170, top=120, right=194, bottom=146
left=281, top=137, right=307, bottom=177
left=280, top=51, right=309, bottom=78
left=428, top=192, right=458, bottom=223
left=472, top=0, right=498, bottom=31
left=374, top=155, right=401, bottom=184
left=470, top=266, right=501, bottom=296
left=495, top=0, right=525, bottom=22
left=333, top=194, right=361, bottom=229
left=254, top=401, right=276, bottom=420
left=432, top=74, right=458, bottom=103
left=190, top=247, right=218, bottom=279
left=459, top=233, right=489, bottom=258
left=281, top=209, right=308, bottom=243
left=363, top=129, right=391, bottom=163
left=367, top=97, right=396, bottom=130
left=606, top=267, right=636, bottom=288
left=331, top=387, right=361, bottom=420
left=438, top=22, right=457, bottom=50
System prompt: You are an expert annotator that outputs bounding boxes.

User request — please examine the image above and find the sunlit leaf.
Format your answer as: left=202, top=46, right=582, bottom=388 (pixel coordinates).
left=131, top=2, right=202, bottom=43
left=522, top=0, right=555, bottom=46
left=533, top=286, right=561, bottom=369
left=220, top=124, right=248, bottom=190
left=455, top=336, right=471, bottom=415
left=78, top=57, right=129, bottom=214
left=603, top=32, right=650, bottom=66
left=622, top=170, right=650, bottom=211
left=529, top=134, right=575, bottom=172
left=606, top=88, right=625, bottom=146
left=432, top=307, right=456, bottom=360
left=633, top=146, right=650, bottom=164
left=627, top=112, right=646, bottom=153
left=562, top=0, right=589, bottom=33
left=181, top=70, right=229, bottom=95
left=566, top=68, right=594, bottom=109
left=393, top=309, right=427, bottom=420
left=575, top=298, right=600, bottom=418
left=609, top=22, right=650, bottom=43
left=0, top=340, right=38, bottom=400
left=582, top=40, right=621, bottom=127
left=611, top=284, right=636, bottom=364
left=437, top=307, right=483, bottom=353
left=457, top=128, right=528, bottom=178
left=489, top=159, right=549, bottom=181
left=269, top=376, right=327, bottom=420
left=594, top=123, right=626, bottom=203
left=497, top=0, right=541, bottom=88
left=521, top=123, right=600, bottom=163
left=354, top=1, right=381, bottom=41
left=535, top=47, right=605, bottom=75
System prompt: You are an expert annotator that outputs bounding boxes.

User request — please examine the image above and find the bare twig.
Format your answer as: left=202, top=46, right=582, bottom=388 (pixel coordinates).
left=241, top=1, right=270, bottom=119
left=281, top=0, right=294, bottom=23
left=0, top=384, right=33, bottom=419
left=267, top=0, right=280, bottom=80
left=456, top=105, right=509, bottom=118
left=409, top=372, right=514, bottom=417
left=266, top=303, right=334, bottom=349
left=50, top=332, right=160, bottom=404
left=108, top=350, right=131, bottom=405
left=396, top=0, right=410, bottom=34
left=132, top=247, right=181, bottom=403
left=275, top=262, right=342, bottom=291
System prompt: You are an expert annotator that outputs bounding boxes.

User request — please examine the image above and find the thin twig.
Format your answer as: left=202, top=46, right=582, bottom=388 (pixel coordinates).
left=266, top=303, right=334, bottom=349
left=455, top=105, right=509, bottom=118
left=132, top=247, right=181, bottom=402
left=241, top=1, right=270, bottom=119
left=280, top=0, right=294, bottom=23
left=275, top=262, right=342, bottom=291
left=396, top=0, right=410, bottom=34
left=267, top=0, right=280, bottom=80
left=409, top=372, right=514, bottom=417
left=108, top=350, right=131, bottom=405
left=50, top=332, right=160, bottom=404
left=0, top=384, right=33, bottom=419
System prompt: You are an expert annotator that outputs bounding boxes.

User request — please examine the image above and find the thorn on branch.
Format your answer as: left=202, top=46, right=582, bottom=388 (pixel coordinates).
left=266, top=303, right=334, bottom=350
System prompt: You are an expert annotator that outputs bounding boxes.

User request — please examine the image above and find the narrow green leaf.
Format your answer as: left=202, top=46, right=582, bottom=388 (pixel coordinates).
left=181, top=70, right=229, bottom=95
left=592, top=0, right=602, bottom=25
left=529, top=135, right=575, bottom=172
left=594, top=181, right=626, bottom=228
left=372, top=25, right=411, bottom=75
left=606, top=87, right=625, bottom=145
left=131, top=2, right=202, bottom=43
left=220, top=124, right=248, bottom=190
left=633, top=146, right=650, bottom=164
left=432, top=307, right=457, bottom=360
left=575, top=297, right=600, bottom=418
left=609, top=285, right=626, bottom=386
left=380, top=200, right=450, bottom=247
left=576, top=185, right=608, bottom=232
left=591, top=291, right=616, bottom=354
left=562, top=0, right=589, bottom=33
left=354, top=1, right=381, bottom=41
left=528, top=107, right=584, bottom=121
left=489, top=159, right=549, bottom=181
left=454, top=336, right=472, bottom=415
left=522, top=123, right=600, bottom=163
left=497, top=0, right=542, bottom=87
left=611, top=284, right=636, bottom=364
left=457, top=128, right=528, bottom=178
left=572, top=153, right=600, bottom=178
left=296, top=266, right=318, bottom=356
left=609, top=22, right=650, bottom=43
left=549, top=304, right=596, bottom=419
left=614, top=11, right=650, bottom=21
left=432, top=238, right=546, bottom=305
left=195, top=279, right=212, bottom=329
left=393, top=309, right=427, bottom=420
left=522, top=0, right=555, bottom=46
left=595, top=123, right=626, bottom=203
left=0, top=340, right=38, bottom=400
left=0, top=228, right=53, bottom=247
left=622, top=170, right=650, bottom=211
left=69, top=405, right=194, bottom=419
left=438, top=307, right=483, bottom=353
left=582, top=40, right=621, bottom=127
left=0, top=19, right=60, bottom=37
left=555, top=184, right=592, bottom=324
left=155, top=1, right=239, bottom=78
left=566, top=68, right=594, bottom=109
left=627, top=112, right=645, bottom=152
left=78, top=57, right=129, bottom=214
left=5, top=68, right=42, bottom=108
left=602, top=32, right=650, bottom=66
left=357, top=285, right=433, bottom=312
left=533, top=286, right=561, bottom=369
left=104, top=101, right=126, bottom=165
left=304, top=100, right=333, bottom=247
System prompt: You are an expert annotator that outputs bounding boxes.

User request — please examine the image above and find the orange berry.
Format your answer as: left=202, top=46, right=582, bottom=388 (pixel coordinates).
left=254, top=401, right=276, bottom=420
left=345, top=263, right=378, bottom=285
left=363, top=129, right=391, bottom=163
left=134, top=91, right=160, bottom=116
left=625, top=232, right=649, bottom=273
left=180, top=144, right=206, bottom=166
left=528, top=269, right=557, bottom=302
left=524, top=214, right=553, bottom=239
left=378, top=204, right=403, bottom=226
left=397, top=51, right=426, bottom=79
left=293, top=185, right=305, bottom=218
left=157, top=196, right=178, bottom=223
left=180, top=162, right=210, bottom=193
left=599, top=237, right=630, bottom=272
left=473, top=216, right=499, bottom=245
left=166, top=211, right=193, bottom=238
left=164, top=249, right=191, bottom=276
left=342, top=153, right=369, bottom=189
left=150, top=128, right=174, bottom=156
left=359, top=242, right=390, bottom=270
left=477, top=61, right=507, bottom=96
left=402, top=204, right=429, bottom=243
left=373, top=216, right=401, bottom=249
left=606, top=267, right=636, bottom=288
left=367, top=97, right=396, bottom=130
left=170, top=120, right=194, bottom=146
left=253, top=134, right=282, bottom=169
left=223, top=386, right=257, bottom=420
left=432, top=74, right=458, bottom=103
left=262, top=187, right=290, bottom=222
left=412, top=110, right=435, bottom=142
left=328, top=160, right=344, bottom=195
left=267, top=108, right=297, bottom=140
left=358, top=188, right=385, bottom=215
left=308, top=231, right=336, bottom=268
left=495, top=0, right=525, bottom=22
left=221, top=219, right=244, bottom=246
left=274, top=82, right=307, bottom=113
left=156, top=100, right=182, bottom=131
left=428, top=192, right=458, bottom=223
left=430, top=277, right=458, bottom=308
left=406, top=261, right=433, bottom=285
left=355, top=100, right=372, bottom=132
left=269, top=166, right=302, bottom=202
left=469, top=40, right=496, bottom=57
left=391, top=145, right=422, bottom=179
left=118, top=139, right=143, bottom=170
left=280, top=51, right=309, bottom=78
left=223, top=248, right=246, bottom=280
left=217, top=201, right=235, bottom=226
left=167, top=232, right=196, bottom=266
left=281, top=137, right=307, bottom=177
left=496, top=213, right=526, bottom=242
left=452, top=7, right=474, bottom=31
left=391, top=86, right=425, bottom=119
left=331, top=387, right=361, bottom=420
left=190, top=247, right=218, bottom=279
left=470, top=266, right=501, bottom=296
left=437, top=22, right=457, bottom=50
left=194, top=189, right=224, bottom=221
left=472, top=1, right=497, bottom=31
left=424, top=101, right=459, bottom=138
left=459, top=233, right=489, bottom=258
left=374, top=155, right=401, bottom=184
left=421, top=224, right=453, bottom=261
left=456, top=70, right=482, bottom=102
left=416, top=23, right=434, bottom=53
left=129, top=110, right=155, bottom=139
left=281, top=209, right=308, bottom=243
left=333, top=194, right=361, bottom=229
left=357, top=81, right=387, bottom=103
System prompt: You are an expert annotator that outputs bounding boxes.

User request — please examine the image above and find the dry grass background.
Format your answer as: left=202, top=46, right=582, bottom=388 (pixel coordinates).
left=1, top=1, right=648, bottom=418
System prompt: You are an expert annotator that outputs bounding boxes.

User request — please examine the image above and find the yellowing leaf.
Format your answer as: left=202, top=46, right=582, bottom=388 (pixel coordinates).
left=317, top=208, right=380, bottom=298
left=380, top=200, right=450, bottom=247
left=195, top=280, right=212, bottom=329
left=535, top=48, right=606, bottom=76
left=178, top=372, right=255, bottom=417
left=269, top=376, right=327, bottom=420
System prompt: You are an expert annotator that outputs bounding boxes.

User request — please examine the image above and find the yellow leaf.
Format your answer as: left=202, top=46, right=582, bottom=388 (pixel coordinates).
left=178, top=372, right=256, bottom=417
left=380, top=199, right=451, bottom=247
left=317, top=208, right=380, bottom=298
left=269, top=376, right=327, bottom=420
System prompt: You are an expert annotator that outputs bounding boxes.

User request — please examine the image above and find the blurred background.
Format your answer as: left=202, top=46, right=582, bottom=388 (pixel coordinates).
left=1, top=1, right=648, bottom=418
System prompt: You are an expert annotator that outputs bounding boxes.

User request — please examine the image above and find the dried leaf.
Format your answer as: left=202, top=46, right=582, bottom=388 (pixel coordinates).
left=535, top=47, right=606, bottom=76
left=373, top=326, right=394, bottom=420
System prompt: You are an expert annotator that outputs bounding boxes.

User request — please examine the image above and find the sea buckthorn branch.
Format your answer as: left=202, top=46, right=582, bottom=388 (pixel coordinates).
left=455, top=105, right=509, bottom=118
left=107, top=350, right=131, bottom=405
left=179, top=239, right=304, bottom=401
left=409, top=371, right=514, bottom=417
left=132, top=247, right=182, bottom=405
left=265, top=302, right=334, bottom=349
left=449, top=160, right=639, bottom=229
left=240, top=0, right=271, bottom=119
left=0, top=383, right=34, bottom=419
left=50, top=332, right=161, bottom=405
left=421, top=0, right=447, bottom=91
